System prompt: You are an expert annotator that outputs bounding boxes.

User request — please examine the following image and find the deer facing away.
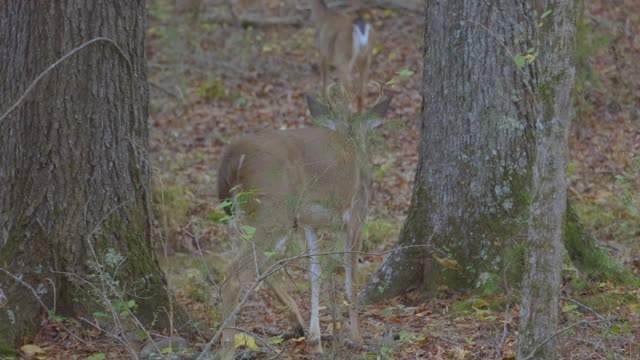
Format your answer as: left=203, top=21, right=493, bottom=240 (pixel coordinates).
left=309, top=0, right=374, bottom=111
left=217, top=94, right=391, bottom=356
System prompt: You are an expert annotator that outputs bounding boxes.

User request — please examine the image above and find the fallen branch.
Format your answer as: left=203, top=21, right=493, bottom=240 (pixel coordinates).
left=523, top=319, right=612, bottom=360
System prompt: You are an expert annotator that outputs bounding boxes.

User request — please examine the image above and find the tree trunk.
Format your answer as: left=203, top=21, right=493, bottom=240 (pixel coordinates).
left=518, top=2, right=576, bottom=358
left=0, top=1, right=184, bottom=349
left=364, top=0, right=540, bottom=302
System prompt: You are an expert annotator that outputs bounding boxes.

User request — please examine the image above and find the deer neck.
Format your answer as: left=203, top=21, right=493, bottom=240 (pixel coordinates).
left=309, top=0, right=331, bottom=24
left=352, top=18, right=371, bottom=56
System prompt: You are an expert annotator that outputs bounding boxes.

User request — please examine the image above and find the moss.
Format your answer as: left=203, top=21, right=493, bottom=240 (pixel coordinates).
left=538, top=80, right=556, bottom=124
left=0, top=344, right=16, bottom=357
left=564, top=203, right=638, bottom=286
left=577, top=292, right=638, bottom=313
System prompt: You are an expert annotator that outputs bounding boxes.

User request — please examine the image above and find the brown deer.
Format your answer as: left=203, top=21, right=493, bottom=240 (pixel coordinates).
left=217, top=94, right=391, bottom=357
left=309, top=0, right=374, bottom=111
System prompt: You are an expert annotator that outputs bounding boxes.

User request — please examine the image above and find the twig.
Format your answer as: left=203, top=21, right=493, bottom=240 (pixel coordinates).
left=150, top=81, right=180, bottom=99
left=562, top=297, right=609, bottom=322
left=225, top=327, right=282, bottom=357
left=0, top=37, right=133, bottom=125
left=523, top=319, right=612, bottom=360
left=0, top=268, right=88, bottom=345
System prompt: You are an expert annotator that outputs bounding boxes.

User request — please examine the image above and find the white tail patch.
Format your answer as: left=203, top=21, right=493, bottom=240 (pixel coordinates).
left=352, top=21, right=371, bottom=55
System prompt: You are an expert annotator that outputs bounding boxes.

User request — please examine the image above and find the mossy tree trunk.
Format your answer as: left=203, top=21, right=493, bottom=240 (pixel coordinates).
left=0, top=1, right=184, bottom=350
left=517, top=1, right=576, bottom=358
left=362, top=0, right=602, bottom=306
left=363, top=0, right=541, bottom=302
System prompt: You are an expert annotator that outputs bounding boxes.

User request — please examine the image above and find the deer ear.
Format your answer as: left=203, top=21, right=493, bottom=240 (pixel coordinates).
left=367, top=96, right=392, bottom=129
left=306, top=94, right=336, bottom=129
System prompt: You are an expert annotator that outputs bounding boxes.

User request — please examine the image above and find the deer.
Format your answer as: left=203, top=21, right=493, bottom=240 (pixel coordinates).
left=216, top=93, right=391, bottom=357
left=308, top=0, right=374, bottom=111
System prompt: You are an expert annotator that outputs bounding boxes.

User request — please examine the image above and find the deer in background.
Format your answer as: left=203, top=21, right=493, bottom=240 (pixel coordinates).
left=309, top=0, right=374, bottom=111
left=217, top=93, right=391, bottom=357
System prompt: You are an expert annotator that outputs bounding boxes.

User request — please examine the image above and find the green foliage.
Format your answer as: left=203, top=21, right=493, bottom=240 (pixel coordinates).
left=564, top=205, right=638, bottom=286
left=196, top=77, right=233, bottom=102
left=0, top=344, right=16, bottom=357
left=363, top=217, right=400, bottom=250
left=378, top=346, right=394, bottom=360
left=574, top=1, right=610, bottom=119
left=615, top=173, right=639, bottom=217
left=385, top=69, right=415, bottom=88
left=147, top=0, right=172, bottom=21
left=86, top=354, right=107, bottom=360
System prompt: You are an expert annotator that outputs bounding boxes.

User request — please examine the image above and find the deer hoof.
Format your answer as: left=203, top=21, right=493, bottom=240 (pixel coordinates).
left=308, top=335, right=323, bottom=355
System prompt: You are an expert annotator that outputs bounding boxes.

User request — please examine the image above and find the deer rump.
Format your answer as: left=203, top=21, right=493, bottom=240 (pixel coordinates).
left=217, top=127, right=361, bottom=228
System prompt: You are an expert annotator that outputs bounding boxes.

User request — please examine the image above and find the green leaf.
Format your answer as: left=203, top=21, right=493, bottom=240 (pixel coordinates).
left=561, top=304, right=578, bottom=312
left=86, top=353, right=106, bottom=360
left=92, top=312, right=109, bottom=318
left=240, top=225, right=256, bottom=241
left=127, top=300, right=137, bottom=309
left=541, top=9, right=552, bottom=19
left=513, top=54, right=526, bottom=68
left=264, top=251, right=276, bottom=258
left=398, top=69, right=414, bottom=78
left=268, top=335, right=284, bottom=345
left=207, top=211, right=231, bottom=223
left=217, top=199, right=234, bottom=210
left=610, top=325, right=621, bottom=333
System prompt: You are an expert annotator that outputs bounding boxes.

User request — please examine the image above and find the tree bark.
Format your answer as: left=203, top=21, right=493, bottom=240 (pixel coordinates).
left=0, top=1, right=184, bottom=349
left=517, top=1, right=576, bottom=358
left=364, top=0, right=540, bottom=302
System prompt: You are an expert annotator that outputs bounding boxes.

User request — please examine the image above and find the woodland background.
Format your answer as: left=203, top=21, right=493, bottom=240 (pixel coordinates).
left=2, top=0, right=639, bottom=358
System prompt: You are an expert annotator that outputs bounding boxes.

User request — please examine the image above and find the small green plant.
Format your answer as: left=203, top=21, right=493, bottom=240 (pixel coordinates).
left=398, top=329, right=426, bottom=343
left=196, top=77, right=227, bottom=101
left=615, top=174, right=638, bottom=217
left=378, top=346, right=394, bottom=360
left=385, top=69, right=414, bottom=88
left=86, top=354, right=107, bottom=360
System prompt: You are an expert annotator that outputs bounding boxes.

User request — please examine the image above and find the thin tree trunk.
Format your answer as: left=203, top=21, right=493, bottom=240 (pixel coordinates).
left=517, top=1, right=576, bottom=358
left=0, top=1, right=185, bottom=348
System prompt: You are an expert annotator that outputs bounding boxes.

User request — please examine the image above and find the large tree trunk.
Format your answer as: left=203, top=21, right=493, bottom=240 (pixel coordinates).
left=363, top=1, right=539, bottom=302
left=518, top=1, right=576, bottom=358
left=0, top=1, right=183, bottom=348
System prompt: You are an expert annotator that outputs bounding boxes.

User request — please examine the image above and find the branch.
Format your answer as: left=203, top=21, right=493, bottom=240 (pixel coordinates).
left=523, top=319, right=612, bottom=360
left=0, top=37, right=133, bottom=126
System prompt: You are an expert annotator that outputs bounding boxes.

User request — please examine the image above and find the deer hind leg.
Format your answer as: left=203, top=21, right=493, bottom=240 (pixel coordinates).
left=305, top=226, right=323, bottom=355
left=265, top=233, right=306, bottom=334
left=266, top=266, right=306, bottom=336
left=220, top=248, right=256, bottom=359
left=344, top=210, right=363, bottom=342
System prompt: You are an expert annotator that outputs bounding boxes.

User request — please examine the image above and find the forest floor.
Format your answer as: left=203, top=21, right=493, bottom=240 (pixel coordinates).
left=29, top=0, right=639, bottom=359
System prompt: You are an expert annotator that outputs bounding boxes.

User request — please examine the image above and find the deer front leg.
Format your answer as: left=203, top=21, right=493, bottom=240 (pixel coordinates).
left=344, top=210, right=363, bottom=342
left=305, top=226, right=323, bottom=355
left=320, top=57, right=329, bottom=98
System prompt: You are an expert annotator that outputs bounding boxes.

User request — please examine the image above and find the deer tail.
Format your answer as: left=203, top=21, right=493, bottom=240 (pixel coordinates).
left=217, top=149, right=244, bottom=215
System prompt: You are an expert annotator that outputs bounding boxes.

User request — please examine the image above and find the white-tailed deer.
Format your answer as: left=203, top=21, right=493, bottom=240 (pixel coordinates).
left=309, top=0, right=374, bottom=111
left=217, top=94, right=391, bottom=357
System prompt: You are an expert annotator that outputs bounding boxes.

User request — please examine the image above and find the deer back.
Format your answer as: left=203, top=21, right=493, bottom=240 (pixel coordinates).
left=217, top=127, right=361, bottom=225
